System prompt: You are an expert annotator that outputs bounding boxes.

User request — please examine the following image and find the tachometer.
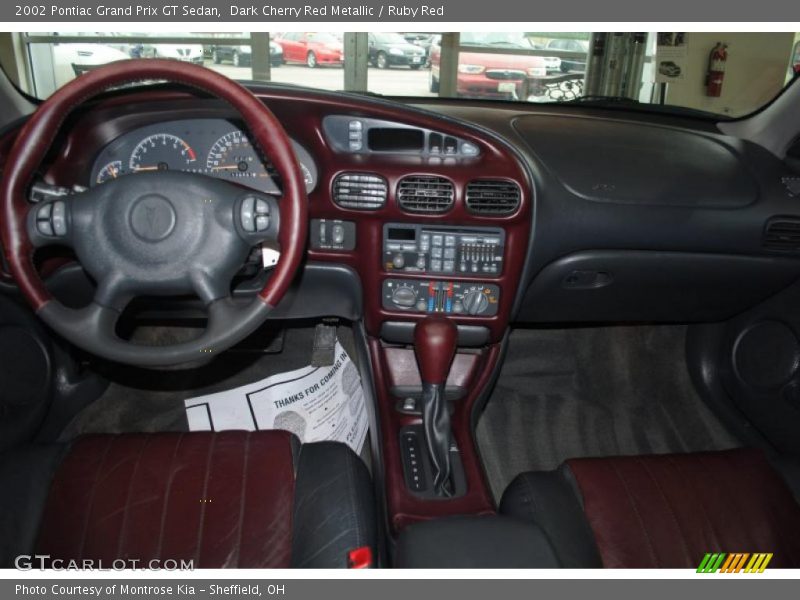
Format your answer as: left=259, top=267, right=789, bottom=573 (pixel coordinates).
left=129, top=133, right=197, bottom=172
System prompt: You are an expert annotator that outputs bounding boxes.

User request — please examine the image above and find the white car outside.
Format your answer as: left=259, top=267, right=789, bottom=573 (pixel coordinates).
left=52, top=43, right=129, bottom=88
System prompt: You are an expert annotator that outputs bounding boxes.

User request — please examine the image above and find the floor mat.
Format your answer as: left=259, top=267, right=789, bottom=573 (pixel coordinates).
left=59, top=325, right=357, bottom=441
left=475, top=325, right=740, bottom=501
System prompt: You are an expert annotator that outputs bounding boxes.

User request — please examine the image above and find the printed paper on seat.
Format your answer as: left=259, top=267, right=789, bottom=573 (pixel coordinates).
left=184, top=340, right=367, bottom=454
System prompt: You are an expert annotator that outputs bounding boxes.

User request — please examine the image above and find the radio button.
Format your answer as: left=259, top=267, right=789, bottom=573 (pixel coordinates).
left=392, top=254, right=406, bottom=269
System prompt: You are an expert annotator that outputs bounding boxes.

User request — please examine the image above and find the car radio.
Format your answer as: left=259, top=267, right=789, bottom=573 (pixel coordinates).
left=382, top=223, right=505, bottom=276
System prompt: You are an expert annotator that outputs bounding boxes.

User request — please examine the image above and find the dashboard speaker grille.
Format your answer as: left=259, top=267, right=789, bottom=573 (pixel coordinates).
left=397, top=176, right=454, bottom=214
left=465, top=180, right=521, bottom=215
left=332, top=173, right=388, bottom=210
left=763, top=218, right=800, bottom=252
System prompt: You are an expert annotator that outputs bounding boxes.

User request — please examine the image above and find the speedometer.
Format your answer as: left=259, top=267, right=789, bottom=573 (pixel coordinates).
left=129, top=133, right=197, bottom=172
left=206, top=130, right=315, bottom=192
left=205, top=130, right=268, bottom=181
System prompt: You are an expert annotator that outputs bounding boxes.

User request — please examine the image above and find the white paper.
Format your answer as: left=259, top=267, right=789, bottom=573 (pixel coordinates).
left=656, top=32, right=689, bottom=82
left=184, top=341, right=368, bottom=454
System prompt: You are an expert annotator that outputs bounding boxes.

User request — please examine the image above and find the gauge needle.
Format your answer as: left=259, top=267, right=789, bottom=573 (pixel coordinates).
left=211, top=165, right=241, bottom=171
left=132, top=166, right=160, bottom=172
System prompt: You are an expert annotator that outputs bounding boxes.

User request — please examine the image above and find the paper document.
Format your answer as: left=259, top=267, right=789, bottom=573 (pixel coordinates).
left=184, top=341, right=368, bottom=454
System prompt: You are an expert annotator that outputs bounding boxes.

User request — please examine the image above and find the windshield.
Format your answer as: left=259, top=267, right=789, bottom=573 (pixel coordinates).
left=5, top=31, right=799, bottom=118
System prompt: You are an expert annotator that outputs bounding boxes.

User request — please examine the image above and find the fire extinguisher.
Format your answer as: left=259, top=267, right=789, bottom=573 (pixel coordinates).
left=706, top=42, right=728, bottom=97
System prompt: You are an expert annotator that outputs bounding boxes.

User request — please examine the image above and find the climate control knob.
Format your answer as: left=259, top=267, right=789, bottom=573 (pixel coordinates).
left=461, top=289, right=489, bottom=315
left=391, top=285, right=417, bottom=308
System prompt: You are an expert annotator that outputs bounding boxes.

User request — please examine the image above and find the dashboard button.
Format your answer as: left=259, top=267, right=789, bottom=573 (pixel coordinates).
left=332, top=224, right=345, bottom=244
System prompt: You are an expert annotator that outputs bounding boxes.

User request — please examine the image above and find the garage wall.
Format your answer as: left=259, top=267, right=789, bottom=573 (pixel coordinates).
left=665, top=32, right=795, bottom=117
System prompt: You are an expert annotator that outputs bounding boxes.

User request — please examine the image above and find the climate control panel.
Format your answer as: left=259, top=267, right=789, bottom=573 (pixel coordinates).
left=383, top=223, right=505, bottom=276
left=383, top=279, right=500, bottom=316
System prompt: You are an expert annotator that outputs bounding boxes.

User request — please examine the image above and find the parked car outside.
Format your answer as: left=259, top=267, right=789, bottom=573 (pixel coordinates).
left=402, top=32, right=437, bottom=66
left=368, top=33, right=426, bottom=69
left=429, top=32, right=548, bottom=100
left=529, top=43, right=562, bottom=73
left=146, top=43, right=204, bottom=63
left=546, top=38, right=589, bottom=72
left=275, top=32, right=343, bottom=68
left=209, top=42, right=283, bottom=67
left=52, top=43, right=129, bottom=88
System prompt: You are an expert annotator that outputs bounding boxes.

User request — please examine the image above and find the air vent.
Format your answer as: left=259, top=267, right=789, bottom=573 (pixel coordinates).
left=763, top=218, right=800, bottom=252
left=465, top=180, right=521, bottom=215
left=397, top=176, right=454, bottom=214
left=332, top=173, right=388, bottom=210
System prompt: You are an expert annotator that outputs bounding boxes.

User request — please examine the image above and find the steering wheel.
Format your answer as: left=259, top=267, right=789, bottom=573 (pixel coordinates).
left=0, top=60, right=308, bottom=367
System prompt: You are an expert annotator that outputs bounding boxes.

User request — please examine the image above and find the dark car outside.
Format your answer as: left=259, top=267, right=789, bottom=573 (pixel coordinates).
left=209, top=42, right=283, bottom=67
left=368, top=33, right=426, bottom=69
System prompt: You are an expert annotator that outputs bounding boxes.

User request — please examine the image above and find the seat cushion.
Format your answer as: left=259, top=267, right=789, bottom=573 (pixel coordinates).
left=1, top=430, right=375, bottom=568
left=502, top=448, right=800, bottom=568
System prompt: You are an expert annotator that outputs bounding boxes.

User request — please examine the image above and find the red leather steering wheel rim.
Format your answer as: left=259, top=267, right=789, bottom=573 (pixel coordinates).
left=0, top=59, right=307, bottom=313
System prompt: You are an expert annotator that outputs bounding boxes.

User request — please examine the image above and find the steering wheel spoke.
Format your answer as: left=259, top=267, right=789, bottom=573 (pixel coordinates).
left=27, top=199, right=74, bottom=248
left=236, top=193, right=281, bottom=246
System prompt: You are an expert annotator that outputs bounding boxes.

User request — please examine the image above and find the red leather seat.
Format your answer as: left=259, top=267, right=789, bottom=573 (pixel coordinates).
left=501, top=448, right=800, bottom=568
left=0, top=431, right=376, bottom=568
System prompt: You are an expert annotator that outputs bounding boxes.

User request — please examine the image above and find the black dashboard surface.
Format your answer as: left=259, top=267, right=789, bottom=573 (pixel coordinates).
left=512, top=114, right=759, bottom=208
left=422, top=101, right=800, bottom=323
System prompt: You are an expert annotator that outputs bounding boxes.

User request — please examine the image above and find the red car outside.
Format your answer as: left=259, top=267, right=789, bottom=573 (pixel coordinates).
left=276, top=32, right=343, bottom=68
left=429, top=32, right=548, bottom=100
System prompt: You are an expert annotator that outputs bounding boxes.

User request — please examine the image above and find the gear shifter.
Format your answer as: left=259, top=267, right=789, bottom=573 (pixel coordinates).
left=414, top=316, right=458, bottom=497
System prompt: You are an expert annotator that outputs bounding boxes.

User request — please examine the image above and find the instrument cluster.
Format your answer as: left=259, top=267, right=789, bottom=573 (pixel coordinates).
left=90, top=118, right=318, bottom=194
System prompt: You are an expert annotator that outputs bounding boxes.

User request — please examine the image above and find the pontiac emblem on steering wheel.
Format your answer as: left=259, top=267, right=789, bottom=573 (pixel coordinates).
left=130, top=194, right=177, bottom=242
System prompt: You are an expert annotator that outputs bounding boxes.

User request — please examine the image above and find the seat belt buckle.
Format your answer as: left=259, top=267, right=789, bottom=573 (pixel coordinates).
left=347, top=546, right=373, bottom=569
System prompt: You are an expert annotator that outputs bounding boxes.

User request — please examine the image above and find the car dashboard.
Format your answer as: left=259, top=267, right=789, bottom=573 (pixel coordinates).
left=3, top=83, right=800, bottom=341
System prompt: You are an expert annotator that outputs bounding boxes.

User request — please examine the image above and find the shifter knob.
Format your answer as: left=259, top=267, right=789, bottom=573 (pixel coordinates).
left=414, top=316, right=457, bottom=385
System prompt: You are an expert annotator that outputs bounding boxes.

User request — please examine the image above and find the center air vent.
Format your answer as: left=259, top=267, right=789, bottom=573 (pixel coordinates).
left=465, top=180, right=521, bottom=215
left=763, top=217, right=800, bottom=252
left=332, top=173, right=388, bottom=210
left=397, top=176, right=454, bottom=214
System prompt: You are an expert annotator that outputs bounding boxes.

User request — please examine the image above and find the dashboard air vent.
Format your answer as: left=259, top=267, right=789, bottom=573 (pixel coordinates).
left=763, top=218, right=800, bottom=252
left=397, top=176, right=454, bottom=213
left=332, top=173, right=388, bottom=210
left=465, top=180, right=521, bottom=215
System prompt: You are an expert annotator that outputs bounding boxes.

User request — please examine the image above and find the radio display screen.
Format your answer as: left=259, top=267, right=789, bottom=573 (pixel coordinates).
left=367, top=128, right=425, bottom=152
left=387, top=227, right=416, bottom=241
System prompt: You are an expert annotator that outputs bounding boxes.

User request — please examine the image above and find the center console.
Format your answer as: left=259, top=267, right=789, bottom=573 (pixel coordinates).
left=305, top=100, right=534, bottom=534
